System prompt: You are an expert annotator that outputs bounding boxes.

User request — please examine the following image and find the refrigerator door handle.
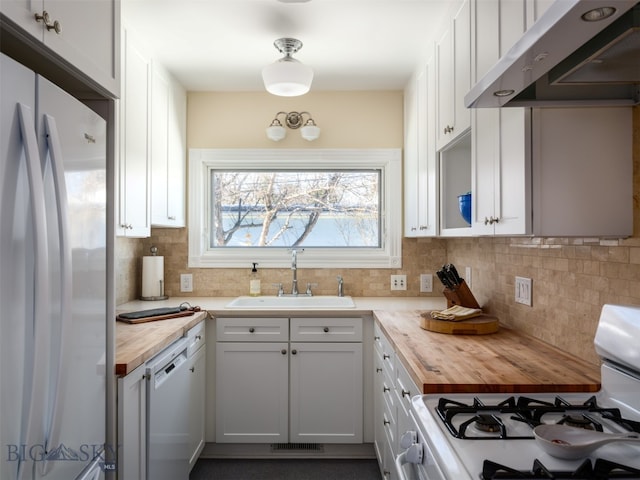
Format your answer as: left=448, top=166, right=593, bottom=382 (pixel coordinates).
left=17, top=102, right=51, bottom=478
left=41, top=114, right=74, bottom=472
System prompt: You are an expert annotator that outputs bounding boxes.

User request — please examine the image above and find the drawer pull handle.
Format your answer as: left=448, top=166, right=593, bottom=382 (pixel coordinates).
left=189, top=366, right=195, bottom=373
left=249, top=327, right=255, bottom=333
left=323, top=327, right=329, bottom=333
left=374, top=336, right=380, bottom=341
left=402, top=389, right=410, bottom=398
left=383, top=353, right=390, bottom=360
left=376, top=368, right=383, bottom=373
left=383, top=386, right=390, bottom=393
left=383, top=419, right=391, bottom=426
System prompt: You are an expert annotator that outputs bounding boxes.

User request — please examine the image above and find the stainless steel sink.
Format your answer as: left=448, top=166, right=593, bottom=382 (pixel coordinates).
left=225, top=295, right=356, bottom=309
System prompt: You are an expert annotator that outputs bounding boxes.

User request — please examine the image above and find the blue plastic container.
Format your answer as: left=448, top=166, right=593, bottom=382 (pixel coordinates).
left=458, top=192, right=471, bottom=225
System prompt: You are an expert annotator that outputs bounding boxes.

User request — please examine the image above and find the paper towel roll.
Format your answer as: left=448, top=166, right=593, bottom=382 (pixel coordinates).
left=141, top=255, right=167, bottom=300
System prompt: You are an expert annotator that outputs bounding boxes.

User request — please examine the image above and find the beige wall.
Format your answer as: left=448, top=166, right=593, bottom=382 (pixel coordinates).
left=188, top=91, right=403, bottom=149
left=115, top=92, right=639, bottom=367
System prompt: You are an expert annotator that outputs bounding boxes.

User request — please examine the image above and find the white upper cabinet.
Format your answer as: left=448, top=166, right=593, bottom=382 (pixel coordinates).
left=151, top=62, right=187, bottom=228
left=0, top=0, right=119, bottom=96
left=435, top=0, right=471, bottom=150
left=471, top=0, right=530, bottom=235
left=470, top=0, right=633, bottom=238
left=117, top=27, right=151, bottom=237
left=404, top=50, right=437, bottom=238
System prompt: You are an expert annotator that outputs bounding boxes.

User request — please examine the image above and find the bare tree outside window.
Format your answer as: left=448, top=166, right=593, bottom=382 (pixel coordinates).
left=210, top=170, right=381, bottom=248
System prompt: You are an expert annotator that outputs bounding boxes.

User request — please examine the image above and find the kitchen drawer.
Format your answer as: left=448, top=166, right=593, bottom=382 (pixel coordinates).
left=290, top=317, right=362, bottom=342
left=374, top=323, right=395, bottom=377
left=382, top=366, right=397, bottom=423
left=396, top=359, right=419, bottom=418
left=216, top=317, right=289, bottom=342
left=382, top=385, right=397, bottom=452
left=186, top=320, right=205, bottom=357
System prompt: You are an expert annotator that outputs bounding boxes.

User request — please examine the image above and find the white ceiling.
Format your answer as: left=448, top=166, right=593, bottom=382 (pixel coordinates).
left=122, top=0, right=453, bottom=92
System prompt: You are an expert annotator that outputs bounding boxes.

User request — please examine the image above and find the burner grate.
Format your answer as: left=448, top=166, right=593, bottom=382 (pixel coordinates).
left=436, top=395, right=638, bottom=440
left=481, top=458, right=640, bottom=479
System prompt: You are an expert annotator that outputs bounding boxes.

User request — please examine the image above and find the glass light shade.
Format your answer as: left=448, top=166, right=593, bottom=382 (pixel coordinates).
left=300, top=125, right=320, bottom=141
left=266, top=125, right=286, bottom=141
left=262, top=58, right=313, bottom=97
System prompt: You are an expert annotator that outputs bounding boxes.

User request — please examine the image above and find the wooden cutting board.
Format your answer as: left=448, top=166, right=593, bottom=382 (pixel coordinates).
left=420, top=314, right=499, bottom=335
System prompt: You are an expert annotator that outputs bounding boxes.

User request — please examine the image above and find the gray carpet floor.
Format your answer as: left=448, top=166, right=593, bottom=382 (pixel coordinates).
left=189, top=458, right=382, bottom=480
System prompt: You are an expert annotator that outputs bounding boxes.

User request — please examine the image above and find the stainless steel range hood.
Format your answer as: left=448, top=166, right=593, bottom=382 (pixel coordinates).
left=465, top=0, right=640, bottom=108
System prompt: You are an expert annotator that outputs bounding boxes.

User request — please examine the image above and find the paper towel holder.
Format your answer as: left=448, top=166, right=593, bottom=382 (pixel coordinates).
left=140, top=246, right=169, bottom=301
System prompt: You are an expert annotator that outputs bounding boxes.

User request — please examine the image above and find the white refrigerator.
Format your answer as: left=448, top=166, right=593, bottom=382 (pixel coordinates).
left=1, top=52, right=109, bottom=480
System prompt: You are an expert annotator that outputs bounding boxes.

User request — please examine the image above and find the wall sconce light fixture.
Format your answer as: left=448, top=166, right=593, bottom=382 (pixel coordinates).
left=266, top=111, right=320, bottom=142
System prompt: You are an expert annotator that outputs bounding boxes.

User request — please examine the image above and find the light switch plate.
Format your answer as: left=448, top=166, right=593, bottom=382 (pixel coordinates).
left=180, top=273, right=193, bottom=292
left=515, top=276, right=532, bottom=306
left=420, top=274, right=433, bottom=293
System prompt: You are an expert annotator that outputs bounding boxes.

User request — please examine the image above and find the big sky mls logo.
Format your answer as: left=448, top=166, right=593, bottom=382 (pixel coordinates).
left=5, top=443, right=117, bottom=471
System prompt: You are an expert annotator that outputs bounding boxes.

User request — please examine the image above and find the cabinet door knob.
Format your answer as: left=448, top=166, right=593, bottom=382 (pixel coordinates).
left=323, top=327, right=329, bottom=333
left=189, top=366, right=195, bottom=373
left=402, top=389, right=410, bottom=398
left=383, top=419, right=391, bottom=426
left=376, top=368, right=383, bottom=373
left=34, top=12, right=61, bottom=34
left=374, top=336, right=380, bottom=341
left=249, top=327, right=255, bottom=333
left=281, top=349, right=287, bottom=355
left=291, top=349, right=297, bottom=355
left=383, top=353, right=390, bottom=360
left=383, top=386, right=390, bottom=393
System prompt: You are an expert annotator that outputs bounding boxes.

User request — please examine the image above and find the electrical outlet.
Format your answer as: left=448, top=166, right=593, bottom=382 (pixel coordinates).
left=420, top=274, right=433, bottom=293
left=390, top=274, right=407, bottom=291
left=180, top=273, right=193, bottom=293
left=515, top=276, right=532, bottom=306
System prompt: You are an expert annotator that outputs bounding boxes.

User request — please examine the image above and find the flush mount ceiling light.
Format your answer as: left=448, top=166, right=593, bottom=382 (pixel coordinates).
left=262, top=38, right=313, bottom=97
left=266, top=111, right=320, bottom=141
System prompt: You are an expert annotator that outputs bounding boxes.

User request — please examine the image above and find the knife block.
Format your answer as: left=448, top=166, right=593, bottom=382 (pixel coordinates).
left=443, top=280, right=481, bottom=309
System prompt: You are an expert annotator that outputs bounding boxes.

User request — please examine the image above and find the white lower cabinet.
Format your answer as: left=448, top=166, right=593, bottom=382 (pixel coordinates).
left=374, top=321, right=420, bottom=479
left=187, top=327, right=206, bottom=472
left=117, top=363, right=147, bottom=480
left=215, top=340, right=290, bottom=442
left=215, top=316, right=363, bottom=444
left=290, top=342, right=363, bottom=443
left=374, top=322, right=397, bottom=478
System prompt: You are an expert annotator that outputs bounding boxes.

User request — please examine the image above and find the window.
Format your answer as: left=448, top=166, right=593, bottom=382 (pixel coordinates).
left=188, top=149, right=402, bottom=268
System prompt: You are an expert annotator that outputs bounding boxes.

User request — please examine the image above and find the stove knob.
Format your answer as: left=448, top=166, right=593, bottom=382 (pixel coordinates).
left=406, top=443, right=423, bottom=464
left=399, top=430, right=417, bottom=449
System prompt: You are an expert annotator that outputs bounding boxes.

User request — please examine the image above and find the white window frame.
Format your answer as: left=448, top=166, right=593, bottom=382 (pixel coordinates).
left=188, top=148, right=402, bottom=269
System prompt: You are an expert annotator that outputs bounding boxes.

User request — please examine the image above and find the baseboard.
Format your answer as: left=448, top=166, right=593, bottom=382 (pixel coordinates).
left=199, top=442, right=377, bottom=460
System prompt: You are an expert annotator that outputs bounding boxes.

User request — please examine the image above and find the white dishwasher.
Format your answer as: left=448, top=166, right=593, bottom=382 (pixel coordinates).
left=146, top=337, right=190, bottom=480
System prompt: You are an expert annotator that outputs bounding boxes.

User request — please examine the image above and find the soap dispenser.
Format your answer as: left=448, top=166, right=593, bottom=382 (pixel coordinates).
left=249, top=263, right=261, bottom=296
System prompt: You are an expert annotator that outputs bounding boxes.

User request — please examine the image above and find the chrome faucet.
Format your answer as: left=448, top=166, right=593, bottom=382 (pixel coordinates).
left=337, top=275, right=344, bottom=297
left=290, top=249, right=300, bottom=296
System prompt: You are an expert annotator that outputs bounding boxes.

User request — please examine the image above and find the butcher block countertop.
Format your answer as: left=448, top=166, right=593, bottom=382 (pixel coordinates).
left=116, top=297, right=601, bottom=394
left=115, top=311, right=208, bottom=376
left=373, top=310, right=601, bottom=394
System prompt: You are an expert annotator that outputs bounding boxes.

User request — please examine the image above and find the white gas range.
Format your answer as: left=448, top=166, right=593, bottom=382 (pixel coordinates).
left=397, top=304, right=640, bottom=479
